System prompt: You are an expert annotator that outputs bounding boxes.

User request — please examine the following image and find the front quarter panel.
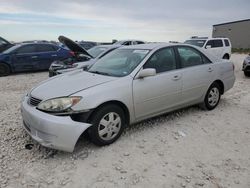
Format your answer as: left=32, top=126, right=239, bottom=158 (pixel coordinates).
left=71, top=76, right=135, bottom=123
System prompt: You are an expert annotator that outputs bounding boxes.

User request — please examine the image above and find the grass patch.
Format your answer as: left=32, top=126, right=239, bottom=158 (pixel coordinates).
left=232, top=48, right=250, bottom=54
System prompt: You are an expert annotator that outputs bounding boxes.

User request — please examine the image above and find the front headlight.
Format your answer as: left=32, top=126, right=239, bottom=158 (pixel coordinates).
left=37, top=96, right=82, bottom=113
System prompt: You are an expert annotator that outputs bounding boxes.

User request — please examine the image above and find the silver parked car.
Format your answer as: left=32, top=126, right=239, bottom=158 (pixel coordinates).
left=21, top=43, right=235, bottom=152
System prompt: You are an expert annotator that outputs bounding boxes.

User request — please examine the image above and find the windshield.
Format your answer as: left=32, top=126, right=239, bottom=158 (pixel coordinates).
left=184, top=40, right=206, bottom=47
left=88, top=49, right=150, bottom=77
left=87, top=46, right=109, bottom=58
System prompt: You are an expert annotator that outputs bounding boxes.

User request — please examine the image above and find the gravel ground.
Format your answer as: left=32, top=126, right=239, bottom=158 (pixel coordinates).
left=0, top=54, right=249, bottom=188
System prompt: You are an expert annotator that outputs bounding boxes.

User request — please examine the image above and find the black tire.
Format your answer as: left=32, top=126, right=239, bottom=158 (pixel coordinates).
left=0, top=63, right=10, bottom=76
left=88, top=105, right=126, bottom=146
left=201, top=82, right=221, bottom=110
left=244, top=71, right=250, bottom=77
left=222, top=54, right=229, bottom=60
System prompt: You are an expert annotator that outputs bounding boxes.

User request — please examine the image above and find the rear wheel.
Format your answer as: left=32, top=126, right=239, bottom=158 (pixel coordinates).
left=201, top=83, right=221, bottom=110
left=0, top=63, right=10, bottom=76
left=244, top=71, right=250, bottom=77
left=222, top=54, right=229, bottom=59
left=88, top=105, right=126, bottom=146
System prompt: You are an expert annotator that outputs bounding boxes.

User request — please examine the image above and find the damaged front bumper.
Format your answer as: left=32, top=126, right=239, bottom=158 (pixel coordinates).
left=21, top=96, right=92, bottom=152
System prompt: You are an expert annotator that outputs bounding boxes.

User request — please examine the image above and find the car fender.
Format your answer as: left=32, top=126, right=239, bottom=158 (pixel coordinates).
left=71, top=76, right=136, bottom=123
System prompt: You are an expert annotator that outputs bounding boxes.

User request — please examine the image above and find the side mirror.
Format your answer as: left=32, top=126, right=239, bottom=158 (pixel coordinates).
left=206, top=45, right=212, bottom=49
left=138, top=68, right=156, bottom=78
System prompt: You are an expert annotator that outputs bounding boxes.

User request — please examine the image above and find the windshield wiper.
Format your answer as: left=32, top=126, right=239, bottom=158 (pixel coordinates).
left=88, top=70, right=111, bottom=76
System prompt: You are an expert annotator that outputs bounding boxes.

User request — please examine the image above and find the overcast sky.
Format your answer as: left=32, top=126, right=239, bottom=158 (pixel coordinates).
left=0, top=0, right=249, bottom=42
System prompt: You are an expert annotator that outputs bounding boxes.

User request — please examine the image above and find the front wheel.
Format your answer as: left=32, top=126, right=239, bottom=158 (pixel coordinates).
left=88, top=105, right=126, bottom=146
left=0, top=63, right=10, bottom=76
left=201, top=83, right=221, bottom=110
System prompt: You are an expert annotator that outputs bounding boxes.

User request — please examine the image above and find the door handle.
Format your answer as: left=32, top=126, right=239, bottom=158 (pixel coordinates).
left=208, top=67, right=213, bottom=72
left=172, top=75, right=181, bottom=81
left=51, top=54, right=57, bottom=57
left=31, top=56, right=38, bottom=59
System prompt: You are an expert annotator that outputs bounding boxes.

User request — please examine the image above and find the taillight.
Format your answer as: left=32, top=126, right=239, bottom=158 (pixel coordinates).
left=69, top=51, right=75, bottom=56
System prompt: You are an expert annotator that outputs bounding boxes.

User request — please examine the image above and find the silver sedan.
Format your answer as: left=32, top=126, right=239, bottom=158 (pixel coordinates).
left=21, top=43, right=235, bottom=152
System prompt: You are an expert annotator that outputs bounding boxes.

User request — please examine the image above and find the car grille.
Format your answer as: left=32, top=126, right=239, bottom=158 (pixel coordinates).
left=29, top=96, right=42, bottom=107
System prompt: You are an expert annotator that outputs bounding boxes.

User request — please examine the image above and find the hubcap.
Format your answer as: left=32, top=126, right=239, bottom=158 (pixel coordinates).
left=208, top=87, right=220, bottom=106
left=98, top=112, right=121, bottom=141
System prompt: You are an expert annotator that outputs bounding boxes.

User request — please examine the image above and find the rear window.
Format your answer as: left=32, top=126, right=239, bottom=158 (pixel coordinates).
left=224, top=39, right=230, bottom=47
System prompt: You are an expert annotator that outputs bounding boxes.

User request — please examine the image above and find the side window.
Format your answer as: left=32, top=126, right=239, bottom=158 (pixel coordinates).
left=202, top=55, right=212, bottom=64
left=224, top=39, right=230, bottom=47
left=205, top=40, right=213, bottom=48
left=136, top=41, right=144, bottom=44
left=143, top=48, right=176, bottom=73
left=177, top=47, right=203, bottom=68
left=213, top=40, right=223, bottom=47
left=123, top=41, right=130, bottom=46
left=36, top=44, right=56, bottom=52
left=16, top=45, right=36, bottom=54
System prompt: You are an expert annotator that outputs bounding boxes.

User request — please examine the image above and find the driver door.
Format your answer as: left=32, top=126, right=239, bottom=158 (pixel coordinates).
left=133, top=47, right=182, bottom=120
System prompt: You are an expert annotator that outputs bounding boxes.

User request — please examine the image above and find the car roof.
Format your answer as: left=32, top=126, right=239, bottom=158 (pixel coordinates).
left=187, top=37, right=229, bottom=40
left=119, top=43, right=177, bottom=50
left=118, top=39, right=144, bottom=42
left=19, top=42, right=56, bottom=46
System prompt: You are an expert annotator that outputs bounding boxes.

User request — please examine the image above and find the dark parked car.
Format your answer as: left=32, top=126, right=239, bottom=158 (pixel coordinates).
left=242, top=54, right=250, bottom=77
left=0, top=43, right=72, bottom=76
left=0, top=37, right=14, bottom=53
left=49, top=36, right=120, bottom=77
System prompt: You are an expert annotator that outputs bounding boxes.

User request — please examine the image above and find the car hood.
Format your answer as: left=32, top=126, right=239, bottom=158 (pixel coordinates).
left=31, top=70, right=117, bottom=100
left=58, top=35, right=93, bottom=58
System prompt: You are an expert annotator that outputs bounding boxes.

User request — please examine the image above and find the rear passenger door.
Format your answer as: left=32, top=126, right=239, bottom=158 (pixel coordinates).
left=12, top=44, right=38, bottom=71
left=133, top=47, right=182, bottom=119
left=176, top=46, right=215, bottom=104
left=35, top=44, right=59, bottom=70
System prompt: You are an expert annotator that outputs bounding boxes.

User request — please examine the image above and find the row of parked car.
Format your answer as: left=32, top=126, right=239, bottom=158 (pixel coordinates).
left=0, top=36, right=146, bottom=77
left=1, top=35, right=250, bottom=78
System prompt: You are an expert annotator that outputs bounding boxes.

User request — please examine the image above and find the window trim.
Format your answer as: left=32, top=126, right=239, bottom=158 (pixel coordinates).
left=174, top=45, right=212, bottom=69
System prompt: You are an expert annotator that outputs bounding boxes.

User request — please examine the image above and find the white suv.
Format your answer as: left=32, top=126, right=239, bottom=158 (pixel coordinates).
left=184, top=37, right=231, bottom=59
